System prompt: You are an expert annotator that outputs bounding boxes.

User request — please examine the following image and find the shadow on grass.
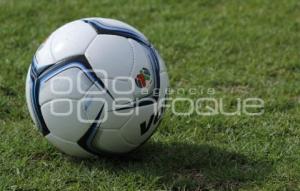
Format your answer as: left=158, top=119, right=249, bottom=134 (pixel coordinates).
left=71, top=142, right=272, bottom=190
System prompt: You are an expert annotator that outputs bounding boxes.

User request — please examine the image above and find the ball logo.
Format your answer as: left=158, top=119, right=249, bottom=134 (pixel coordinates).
left=135, top=68, right=152, bottom=88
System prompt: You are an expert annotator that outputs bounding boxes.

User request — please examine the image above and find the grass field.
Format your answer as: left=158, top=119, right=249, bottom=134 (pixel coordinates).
left=1, top=0, right=300, bottom=190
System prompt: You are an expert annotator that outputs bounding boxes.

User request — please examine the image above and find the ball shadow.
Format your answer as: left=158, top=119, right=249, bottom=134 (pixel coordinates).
left=71, top=141, right=272, bottom=190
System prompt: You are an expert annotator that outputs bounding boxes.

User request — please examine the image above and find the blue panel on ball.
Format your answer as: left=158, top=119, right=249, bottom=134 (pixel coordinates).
left=83, top=19, right=150, bottom=47
left=30, top=57, right=50, bottom=136
left=29, top=55, right=115, bottom=137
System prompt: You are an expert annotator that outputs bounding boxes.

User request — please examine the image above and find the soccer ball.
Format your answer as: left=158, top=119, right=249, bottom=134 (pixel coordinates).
left=25, top=18, right=169, bottom=157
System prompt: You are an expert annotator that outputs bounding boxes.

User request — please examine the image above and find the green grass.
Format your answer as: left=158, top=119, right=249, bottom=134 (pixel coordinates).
left=1, top=0, right=300, bottom=190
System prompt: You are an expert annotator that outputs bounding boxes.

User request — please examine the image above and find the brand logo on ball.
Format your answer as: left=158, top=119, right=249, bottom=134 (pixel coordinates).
left=135, top=68, right=152, bottom=88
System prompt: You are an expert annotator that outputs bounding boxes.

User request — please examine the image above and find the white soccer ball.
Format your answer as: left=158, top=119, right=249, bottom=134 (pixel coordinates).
left=25, top=18, right=169, bottom=157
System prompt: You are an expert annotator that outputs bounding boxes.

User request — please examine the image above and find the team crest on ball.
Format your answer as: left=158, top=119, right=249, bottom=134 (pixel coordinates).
left=135, top=68, right=152, bottom=89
